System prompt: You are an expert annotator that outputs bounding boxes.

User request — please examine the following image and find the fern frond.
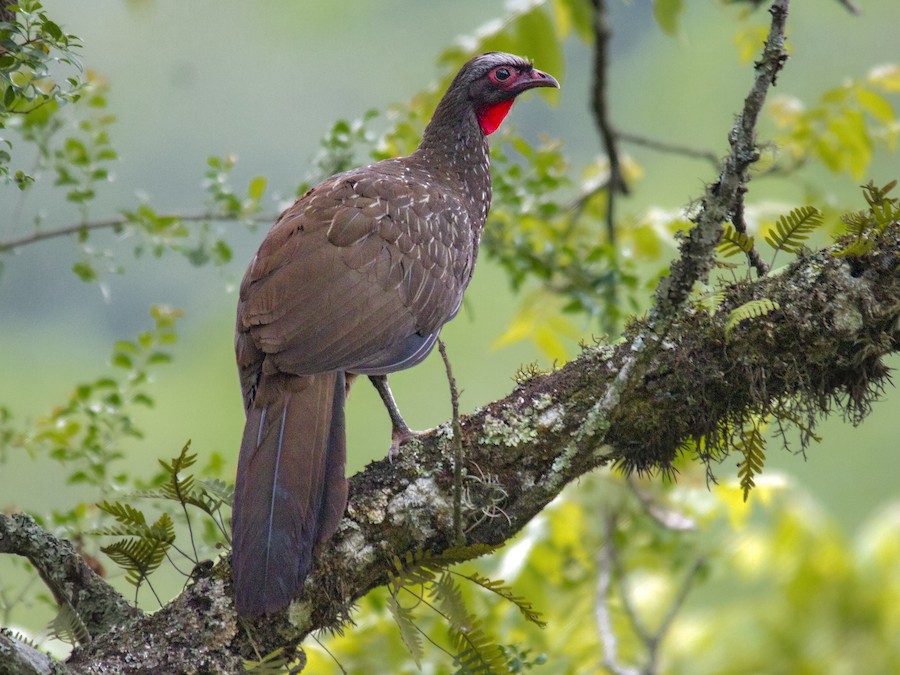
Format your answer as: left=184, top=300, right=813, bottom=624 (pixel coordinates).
left=724, top=298, right=780, bottom=340
left=243, top=648, right=291, bottom=674
left=718, top=224, right=755, bottom=258
left=764, top=205, right=824, bottom=257
left=449, top=617, right=507, bottom=675
left=840, top=209, right=872, bottom=237
left=835, top=181, right=898, bottom=257
left=458, top=572, right=546, bottom=628
left=99, top=512, right=174, bottom=589
left=158, top=441, right=198, bottom=505
left=97, top=501, right=150, bottom=531
left=387, top=593, right=424, bottom=668
left=198, top=478, right=234, bottom=509
left=698, top=289, right=727, bottom=316
left=432, top=571, right=471, bottom=630
left=735, top=422, right=767, bottom=502
left=391, top=551, right=437, bottom=589
left=47, top=604, right=90, bottom=646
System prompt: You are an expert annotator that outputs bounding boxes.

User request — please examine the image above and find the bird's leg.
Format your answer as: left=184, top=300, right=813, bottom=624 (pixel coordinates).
left=369, top=375, right=418, bottom=461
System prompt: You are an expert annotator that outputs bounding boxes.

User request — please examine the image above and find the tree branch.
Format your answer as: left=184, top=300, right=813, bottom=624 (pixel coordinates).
left=59, top=217, right=900, bottom=669
left=617, top=131, right=720, bottom=170
left=0, top=513, right=140, bottom=639
left=650, top=0, right=790, bottom=326
left=0, top=213, right=276, bottom=254
left=590, top=0, right=629, bottom=244
left=0, top=629, right=69, bottom=675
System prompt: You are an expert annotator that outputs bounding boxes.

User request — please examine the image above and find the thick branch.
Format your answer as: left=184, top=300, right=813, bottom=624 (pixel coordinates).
left=0, top=629, right=68, bottom=675
left=0, top=513, right=140, bottom=638
left=64, top=220, right=900, bottom=669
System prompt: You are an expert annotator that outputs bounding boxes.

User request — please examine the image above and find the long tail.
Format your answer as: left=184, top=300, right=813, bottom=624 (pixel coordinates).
left=231, top=371, right=348, bottom=616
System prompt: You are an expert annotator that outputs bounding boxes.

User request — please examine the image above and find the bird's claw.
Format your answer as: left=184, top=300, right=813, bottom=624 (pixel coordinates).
left=388, top=426, right=421, bottom=463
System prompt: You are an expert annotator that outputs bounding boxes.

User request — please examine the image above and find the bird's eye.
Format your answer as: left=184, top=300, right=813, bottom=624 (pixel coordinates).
left=494, top=67, right=511, bottom=81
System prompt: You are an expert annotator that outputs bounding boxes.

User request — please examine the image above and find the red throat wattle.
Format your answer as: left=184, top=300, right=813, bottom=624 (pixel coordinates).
left=477, top=100, right=514, bottom=135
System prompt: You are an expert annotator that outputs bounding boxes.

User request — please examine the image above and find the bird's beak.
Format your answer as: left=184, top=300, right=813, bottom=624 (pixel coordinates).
left=517, top=68, right=560, bottom=93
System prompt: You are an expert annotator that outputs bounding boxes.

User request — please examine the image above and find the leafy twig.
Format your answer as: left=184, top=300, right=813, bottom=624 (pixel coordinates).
left=618, top=131, right=720, bottom=169
left=650, top=0, right=791, bottom=326
left=0, top=212, right=275, bottom=253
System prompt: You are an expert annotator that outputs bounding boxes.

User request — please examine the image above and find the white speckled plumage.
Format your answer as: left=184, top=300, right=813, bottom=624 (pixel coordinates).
left=231, top=52, right=558, bottom=617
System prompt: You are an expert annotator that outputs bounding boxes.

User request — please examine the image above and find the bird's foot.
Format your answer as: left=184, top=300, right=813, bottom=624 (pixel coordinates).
left=389, top=425, right=423, bottom=463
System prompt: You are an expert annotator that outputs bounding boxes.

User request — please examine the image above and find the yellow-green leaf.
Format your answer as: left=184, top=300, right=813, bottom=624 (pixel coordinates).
left=654, top=0, right=684, bottom=37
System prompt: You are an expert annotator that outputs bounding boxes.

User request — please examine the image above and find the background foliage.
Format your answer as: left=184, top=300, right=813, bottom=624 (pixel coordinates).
left=1, top=0, right=899, bottom=672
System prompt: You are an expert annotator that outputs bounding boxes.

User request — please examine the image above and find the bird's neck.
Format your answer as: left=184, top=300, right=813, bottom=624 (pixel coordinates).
left=414, top=94, right=492, bottom=223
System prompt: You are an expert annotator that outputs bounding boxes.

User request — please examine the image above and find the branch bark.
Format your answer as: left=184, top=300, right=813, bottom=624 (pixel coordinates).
left=61, top=218, right=900, bottom=670
left=0, top=513, right=140, bottom=638
left=6, top=0, right=898, bottom=671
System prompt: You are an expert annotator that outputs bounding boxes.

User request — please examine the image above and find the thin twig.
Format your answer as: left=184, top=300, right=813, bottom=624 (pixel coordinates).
left=643, top=557, right=705, bottom=675
left=590, top=0, right=630, bottom=239
left=618, top=131, right=720, bottom=169
left=596, top=515, right=640, bottom=675
left=0, top=211, right=276, bottom=253
left=731, top=195, right=770, bottom=277
left=437, top=339, right=465, bottom=547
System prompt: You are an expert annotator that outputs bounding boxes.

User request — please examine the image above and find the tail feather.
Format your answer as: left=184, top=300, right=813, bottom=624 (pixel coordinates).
left=232, top=371, right=347, bottom=616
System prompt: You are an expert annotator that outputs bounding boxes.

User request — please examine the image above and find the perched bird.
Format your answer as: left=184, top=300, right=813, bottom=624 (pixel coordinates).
left=232, top=52, right=558, bottom=616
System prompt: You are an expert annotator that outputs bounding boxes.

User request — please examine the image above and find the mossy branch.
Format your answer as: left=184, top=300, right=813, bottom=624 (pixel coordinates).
left=0, top=513, right=141, bottom=640
left=57, top=217, right=900, bottom=671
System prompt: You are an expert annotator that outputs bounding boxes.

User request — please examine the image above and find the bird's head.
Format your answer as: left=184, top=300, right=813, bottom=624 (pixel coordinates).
left=451, top=52, right=560, bottom=135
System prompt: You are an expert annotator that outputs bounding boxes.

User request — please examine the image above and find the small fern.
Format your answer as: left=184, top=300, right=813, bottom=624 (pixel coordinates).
left=243, top=648, right=293, bottom=674
left=697, top=289, right=727, bottom=316
left=387, top=592, right=425, bottom=668
left=94, top=505, right=174, bottom=604
left=835, top=180, right=899, bottom=257
left=765, top=205, right=824, bottom=264
left=456, top=572, right=546, bottom=629
left=131, top=442, right=233, bottom=544
left=718, top=224, right=755, bottom=258
left=735, top=421, right=767, bottom=502
left=387, top=549, right=544, bottom=673
left=724, top=298, right=780, bottom=340
left=434, top=573, right=507, bottom=675
left=47, top=603, right=90, bottom=646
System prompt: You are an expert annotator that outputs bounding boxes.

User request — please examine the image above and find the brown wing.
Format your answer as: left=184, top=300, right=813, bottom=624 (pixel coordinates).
left=236, top=161, right=475, bottom=396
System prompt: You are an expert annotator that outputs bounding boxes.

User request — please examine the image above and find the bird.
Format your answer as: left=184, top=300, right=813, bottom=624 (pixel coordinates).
left=231, top=52, right=558, bottom=617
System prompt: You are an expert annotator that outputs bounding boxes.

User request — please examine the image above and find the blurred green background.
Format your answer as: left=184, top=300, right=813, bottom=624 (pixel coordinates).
left=2, top=0, right=899, bottom=661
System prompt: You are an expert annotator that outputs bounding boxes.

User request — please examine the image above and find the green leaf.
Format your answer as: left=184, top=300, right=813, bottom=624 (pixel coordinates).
left=387, top=592, right=424, bottom=669
left=41, top=19, right=63, bottom=41
left=735, top=420, right=767, bottom=502
left=856, top=87, right=895, bottom=125
left=459, top=572, right=547, bottom=628
left=653, top=0, right=684, bottom=37
left=47, top=604, right=90, bottom=646
left=72, top=261, right=97, bottom=282
left=719, top=224, right=755, bottom=258
left=247, top=175, right=267, bottom=201
left=724, top=298, right=780, bottom=341
left=764, top=206, right=824, bottom=258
